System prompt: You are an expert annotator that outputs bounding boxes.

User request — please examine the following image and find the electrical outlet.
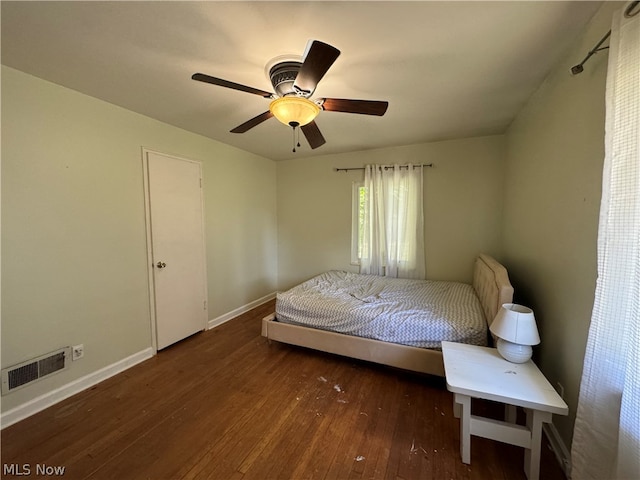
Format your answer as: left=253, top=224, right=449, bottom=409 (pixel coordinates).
left=556, top=382, right=565, bottom=399
left=72, top=344, right=84, bottom=361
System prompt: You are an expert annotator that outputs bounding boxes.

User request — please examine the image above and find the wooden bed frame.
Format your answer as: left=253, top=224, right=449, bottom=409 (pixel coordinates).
left=261, top=254, right=513, bottom=377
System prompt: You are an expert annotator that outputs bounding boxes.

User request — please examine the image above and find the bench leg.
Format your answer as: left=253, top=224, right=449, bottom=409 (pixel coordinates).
left=523, top=409, right=551, bottom=480
left=455, top=393, right=472, bottom=464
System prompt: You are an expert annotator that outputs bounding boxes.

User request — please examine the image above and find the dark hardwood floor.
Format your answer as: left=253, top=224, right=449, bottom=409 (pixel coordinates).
left=1, top=300, right=567, bottom=479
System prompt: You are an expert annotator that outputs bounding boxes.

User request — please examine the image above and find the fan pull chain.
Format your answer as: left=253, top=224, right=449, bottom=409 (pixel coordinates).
left=290, top=121, right=301, bottom=153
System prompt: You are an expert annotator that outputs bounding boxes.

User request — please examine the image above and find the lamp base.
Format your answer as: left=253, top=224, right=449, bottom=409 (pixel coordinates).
left=496, top=338, right=532, bottom=363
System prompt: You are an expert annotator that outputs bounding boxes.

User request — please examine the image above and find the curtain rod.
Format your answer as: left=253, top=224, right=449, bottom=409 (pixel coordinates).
left=334, top=163, right=433, bottom=172
left=571, top=1, right=639, bottom=75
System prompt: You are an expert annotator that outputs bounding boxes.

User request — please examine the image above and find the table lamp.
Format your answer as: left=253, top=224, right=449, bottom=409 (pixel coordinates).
left=490, top=303, right=540, bottom=363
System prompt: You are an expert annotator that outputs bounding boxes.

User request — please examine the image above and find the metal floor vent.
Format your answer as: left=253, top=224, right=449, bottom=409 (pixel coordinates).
left=1, top=347, right=71, bottom=395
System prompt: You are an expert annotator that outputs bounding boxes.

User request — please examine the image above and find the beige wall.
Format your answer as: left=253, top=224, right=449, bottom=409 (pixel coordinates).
left=502, top=2, right=620, bottom=450
left=1, top=66, right=277, bottom=412
left=277, top=136, right=506, bottom=290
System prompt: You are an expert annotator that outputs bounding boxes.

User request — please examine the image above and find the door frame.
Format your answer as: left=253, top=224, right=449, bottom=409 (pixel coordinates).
left=141, top=147, right=208, bottom=353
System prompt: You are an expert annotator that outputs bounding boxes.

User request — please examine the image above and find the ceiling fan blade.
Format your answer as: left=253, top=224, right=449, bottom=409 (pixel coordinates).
left=192, top=73, right=273, bottom=98
left=321, top=98, right=389, bottom=116
left=300, top=121, right=326, bottom=149
left=293, top=41, right=341, bottom=95
left=230, top=111, right=274, bottom=133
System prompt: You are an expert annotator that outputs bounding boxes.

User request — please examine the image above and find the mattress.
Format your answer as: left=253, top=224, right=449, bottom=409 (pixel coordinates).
left=275, top=270, right=488, bottom=349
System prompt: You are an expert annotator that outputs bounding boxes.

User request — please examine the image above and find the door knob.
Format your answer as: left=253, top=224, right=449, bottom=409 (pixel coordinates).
left=156, top=261, right=167, bottom=269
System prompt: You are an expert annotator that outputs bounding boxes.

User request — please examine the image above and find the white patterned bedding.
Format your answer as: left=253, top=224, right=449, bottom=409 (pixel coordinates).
left=275, top=271, right=488, bottom=350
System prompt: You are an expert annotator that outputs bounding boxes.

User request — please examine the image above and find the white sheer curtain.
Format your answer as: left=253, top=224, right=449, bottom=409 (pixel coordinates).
left=360, top=164, right=425, bottom=279
left=571, top=6, right=640, bottom=479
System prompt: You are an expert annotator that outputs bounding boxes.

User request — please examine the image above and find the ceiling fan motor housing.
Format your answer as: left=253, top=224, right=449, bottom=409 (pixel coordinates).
left=269, top=61, right=308, bottom=97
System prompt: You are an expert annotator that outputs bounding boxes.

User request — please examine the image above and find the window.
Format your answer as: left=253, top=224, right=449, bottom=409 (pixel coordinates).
left=350, top=164, right=425, bottom=279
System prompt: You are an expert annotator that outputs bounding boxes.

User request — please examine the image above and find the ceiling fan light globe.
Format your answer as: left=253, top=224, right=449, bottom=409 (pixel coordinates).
left=269, top=97, right=320, bottom=127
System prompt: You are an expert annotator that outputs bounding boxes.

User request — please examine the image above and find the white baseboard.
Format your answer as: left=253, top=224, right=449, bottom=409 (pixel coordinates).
left=543, top=422, right=572, bottom=478
left=207, top=292, right=276, bottom=330
left=0, top=348, right=154, bottom=429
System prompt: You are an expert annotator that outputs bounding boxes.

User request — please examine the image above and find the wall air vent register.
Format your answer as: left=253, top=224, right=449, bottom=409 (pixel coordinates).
left=1, top=347, right=71, bottom=395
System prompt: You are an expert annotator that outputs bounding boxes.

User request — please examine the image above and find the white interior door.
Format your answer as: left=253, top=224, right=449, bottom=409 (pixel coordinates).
left=145, top=150, right=207, bottom=350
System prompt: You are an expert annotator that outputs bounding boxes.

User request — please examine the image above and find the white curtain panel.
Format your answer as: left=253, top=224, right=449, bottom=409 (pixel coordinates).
left=360, top=164, right=425, bottom=279
left=571, top=6, right=640, bottom=480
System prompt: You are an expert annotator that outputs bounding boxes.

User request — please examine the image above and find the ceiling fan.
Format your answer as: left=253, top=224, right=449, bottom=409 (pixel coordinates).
left=192, top=40, right=389, bottom=151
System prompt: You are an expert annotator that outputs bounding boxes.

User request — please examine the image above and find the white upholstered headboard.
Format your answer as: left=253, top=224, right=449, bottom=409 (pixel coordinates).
left=472, top=254, right=514, bottom=329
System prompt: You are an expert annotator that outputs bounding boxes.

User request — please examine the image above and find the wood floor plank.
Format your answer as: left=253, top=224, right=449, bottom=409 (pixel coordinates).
left=85, top=332, right=288, bottom=478
left=324, top=364, right=388, bottom=480
left=1, top=299, right=567, bottom=480
left=179, top=350, right=296, bottom=479
left=239, top=352, right=351, bottom=479
left=83, top=340, right=265, bottom=476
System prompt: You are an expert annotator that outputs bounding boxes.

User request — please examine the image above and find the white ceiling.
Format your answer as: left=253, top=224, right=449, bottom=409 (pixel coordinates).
left=1, top=1, right=602, bottom=161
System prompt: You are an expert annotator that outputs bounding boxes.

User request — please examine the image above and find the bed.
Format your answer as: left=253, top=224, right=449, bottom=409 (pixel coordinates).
left=261, top=254, right=513, bottom=377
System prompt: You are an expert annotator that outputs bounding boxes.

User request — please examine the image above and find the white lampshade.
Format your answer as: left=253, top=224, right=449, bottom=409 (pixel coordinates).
left=490, top=303, right=540, bottom=363
left=269, top=96, right=320, bottom=127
